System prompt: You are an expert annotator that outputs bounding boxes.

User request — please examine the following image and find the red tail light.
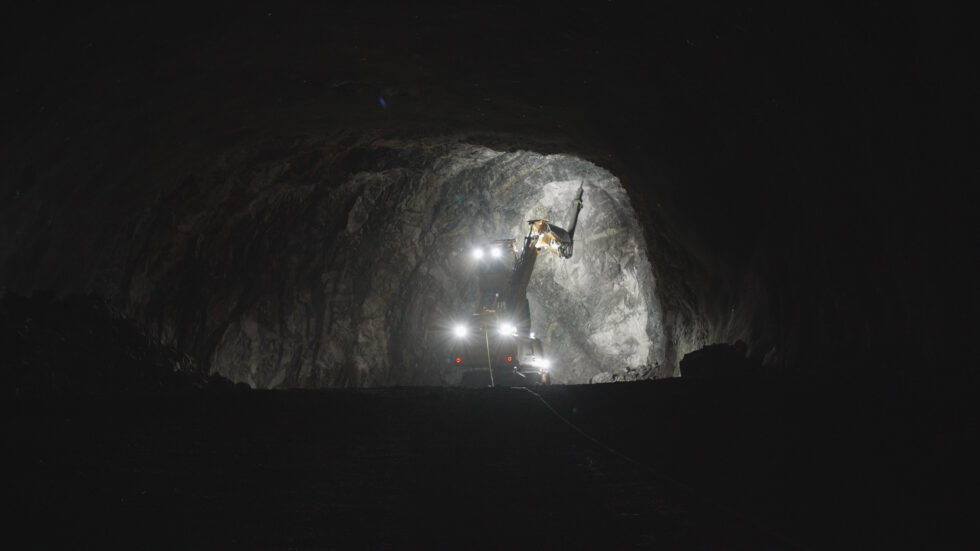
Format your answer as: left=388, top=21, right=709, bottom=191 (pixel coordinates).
left=455, top=357, right=462, bottom=364
left=506, top=356, right=513, bottom=362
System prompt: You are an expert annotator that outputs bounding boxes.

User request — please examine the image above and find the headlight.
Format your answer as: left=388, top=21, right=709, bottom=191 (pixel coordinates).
left=490, top=247, right=502, bottom=258
left=472, top=247, right=484, bottom=260
left=535, top=358, right=551, bottom=371
left=498, top=323, right=516, bottom=336
left=453, top=324, right=468, bottom=338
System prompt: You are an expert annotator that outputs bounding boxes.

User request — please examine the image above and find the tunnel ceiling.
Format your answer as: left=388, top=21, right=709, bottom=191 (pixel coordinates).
left=1, top=3, right=972, bottom=386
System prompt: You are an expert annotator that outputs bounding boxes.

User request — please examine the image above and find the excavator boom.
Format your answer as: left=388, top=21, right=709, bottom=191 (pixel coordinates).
left=452, top=185, right=585, bottom=386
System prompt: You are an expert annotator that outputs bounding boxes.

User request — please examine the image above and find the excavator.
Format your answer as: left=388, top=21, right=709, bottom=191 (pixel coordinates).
left=450, top=185, right=584, bottom=387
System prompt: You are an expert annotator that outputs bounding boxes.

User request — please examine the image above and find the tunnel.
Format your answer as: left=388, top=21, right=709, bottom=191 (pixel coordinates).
left=132, top=142, right=664, bottom=388
left=5, top=131, right=664, bottom=387
left=2, top=2, right=975, bottom=549
left=2, top=2, right=972, bottom=389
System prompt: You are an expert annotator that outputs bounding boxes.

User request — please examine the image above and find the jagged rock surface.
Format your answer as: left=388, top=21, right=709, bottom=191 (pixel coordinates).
left=4, top=3, right=967, bottom=388
left=196, top=142, right=662, bottom=386
left=6, top=139, right=661, bottom=387
left=589, top=364, right=664, bottom=384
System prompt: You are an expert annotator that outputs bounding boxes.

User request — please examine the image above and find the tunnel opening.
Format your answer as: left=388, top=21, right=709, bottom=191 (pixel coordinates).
left=194, top=141, right=665, bottom=388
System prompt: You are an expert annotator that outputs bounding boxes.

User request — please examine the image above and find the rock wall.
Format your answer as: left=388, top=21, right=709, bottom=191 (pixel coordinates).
left=7, top=136, right=661, bottom=387
left=5, top=3, right=967, bottom=387
left=202, top=141, right=662, bottom=386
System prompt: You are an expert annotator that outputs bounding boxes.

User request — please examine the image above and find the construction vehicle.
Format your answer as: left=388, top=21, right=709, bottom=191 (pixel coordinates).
left=450, top=185, right=584, bottom=387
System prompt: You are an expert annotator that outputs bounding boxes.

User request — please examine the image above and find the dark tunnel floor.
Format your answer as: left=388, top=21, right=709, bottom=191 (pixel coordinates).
left=4, top=379, right=977, bottom=550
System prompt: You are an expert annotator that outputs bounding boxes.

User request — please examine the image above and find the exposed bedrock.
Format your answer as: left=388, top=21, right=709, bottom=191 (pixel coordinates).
left=3, top=136, right=665, bottom=387
left=2, top=3, right=971, bottom=387
left=163, top=141, right=663, bottom=386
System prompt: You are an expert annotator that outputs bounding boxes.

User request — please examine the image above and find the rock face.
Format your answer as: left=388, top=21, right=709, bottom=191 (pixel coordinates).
left=3, top=3, right=969, bottom=388
left=589, top=364, right=664, bottom=384
left=8, top=137, right=660, bottom=387
left=197, top=142, right=661, bottom=386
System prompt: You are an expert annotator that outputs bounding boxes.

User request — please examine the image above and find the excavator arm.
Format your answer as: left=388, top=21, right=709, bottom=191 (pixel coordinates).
left=504, top=185, right=585, bottom=333
left=524, top=185, right=584, bottom=260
